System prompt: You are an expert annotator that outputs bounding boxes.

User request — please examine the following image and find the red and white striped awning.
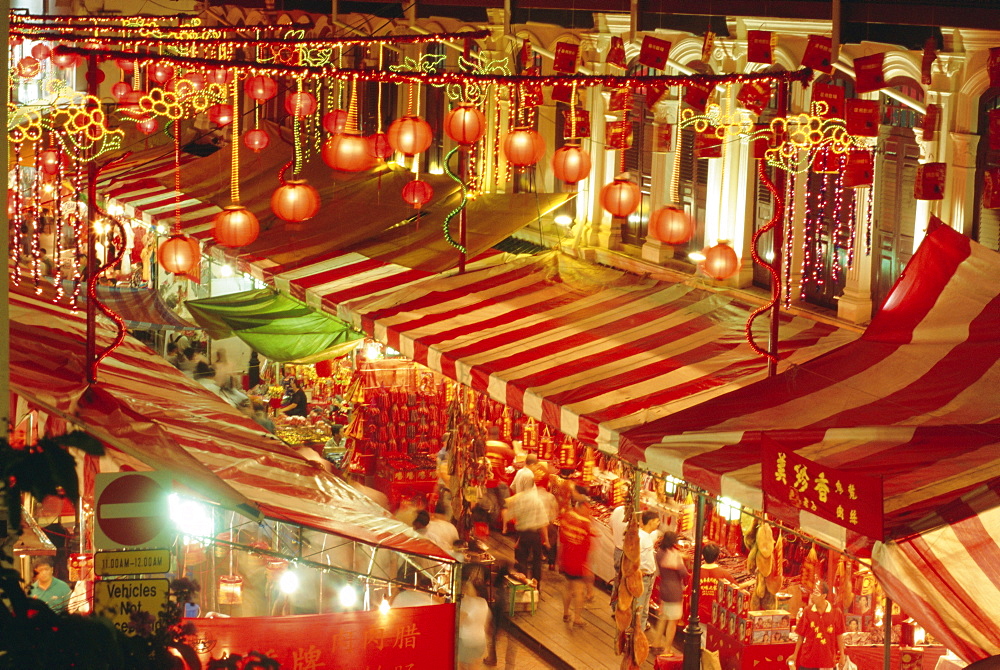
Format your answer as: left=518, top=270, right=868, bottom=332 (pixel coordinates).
left=337, top=251, right=858, bottom=452
left=8, top=286, right=451, bottom=560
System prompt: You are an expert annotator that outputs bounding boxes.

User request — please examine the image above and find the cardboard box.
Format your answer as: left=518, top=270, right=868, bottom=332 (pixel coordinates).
left=747, top=610, right=791, bottom=632
left=731, top=587, right=751, bottom=614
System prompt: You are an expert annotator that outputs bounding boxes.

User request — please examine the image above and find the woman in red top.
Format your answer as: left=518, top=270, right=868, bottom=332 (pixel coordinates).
left=558, top=498, right=593, bottom=626
left=791, top=581, right=846, bottom=670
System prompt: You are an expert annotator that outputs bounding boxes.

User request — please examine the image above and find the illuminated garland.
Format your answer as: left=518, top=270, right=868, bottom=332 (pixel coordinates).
left=13, top=28, right=490, bottom=47
left=745, top=161, right=783, bottom=364
left=441, top=147, right=467, bottom=253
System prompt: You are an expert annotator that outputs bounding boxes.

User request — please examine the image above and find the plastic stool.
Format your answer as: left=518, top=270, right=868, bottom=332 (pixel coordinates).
left=505, top=576, right=537, bottom=617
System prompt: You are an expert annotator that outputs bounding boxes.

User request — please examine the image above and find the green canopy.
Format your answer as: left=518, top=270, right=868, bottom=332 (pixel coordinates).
left=185, top=288, right=363, bottom=363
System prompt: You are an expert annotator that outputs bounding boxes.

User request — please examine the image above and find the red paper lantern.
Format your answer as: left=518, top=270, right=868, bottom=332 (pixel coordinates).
left=701, top=241, right=741, bottom=281
left=207, top=68, right=233, bottom=87
left=504, top=128, right=546, bottom=167
left=137, top=117, right=159, bottom=135
left=51, top=49, right=79, bottom=69
left=150, top=63, right=175, bottom=84
left=243, top=129, right=270, bottom=152
left=245, top=75, right=278, bottom=102
left=158, top=234, right=198, bottom=274
left=600, top=178, right=641, bottom=218
left=322, top=109, right=348, bottom=134
left=17, top=57, right=41, bottom=79
left=111, top=81, right=132, bottom=101
left=208, top=104, right=234, bottom=127
left=445, top=104, right=487, bottom=145
left=271, top=180, right=321, bottom=223
left=284, top=91, right=317, bottom=118
left=387, top=115, right=434, bottom=156
left=39, top=150, right=67, bottom=176
left=181, top=72, right=206, bottom=91
left=31, top=43, right=50, bottom=61
left=369, top=133, right=393, bottom=160
left=551, top=144, right=591, bottom=185
left=323, top=133, right=375, bottom=172
left=117, top=91, right=144, bottom=118
left=116, top=58, right=134, bottom=74
left=401, top=180, right=434, bottom=209
left=213, top=205, right=260, bottom=247
left=648, top=206, right=695, bottom=245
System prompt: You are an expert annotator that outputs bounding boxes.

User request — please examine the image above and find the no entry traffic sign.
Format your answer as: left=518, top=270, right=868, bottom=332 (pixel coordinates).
left=94, top=472, right=175, bottom=550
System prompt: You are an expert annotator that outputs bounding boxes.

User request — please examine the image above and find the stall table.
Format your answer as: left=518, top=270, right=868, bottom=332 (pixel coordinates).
left=705, top=622, right=795, bottom=670
left=845, top=646, right=947, bottom=670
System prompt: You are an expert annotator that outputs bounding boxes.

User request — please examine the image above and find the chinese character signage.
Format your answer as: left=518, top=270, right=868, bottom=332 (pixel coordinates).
left=553, top=42, right=580, bottom=74
left=684, top=80, right=713, bottom=112
left=551, top=82, right=574, bottom=104
left=854, top=52, right=886, bottom=94
left=607, top=36, right=626, bottom=68
left=189, top=603, right=456, bottom=670
left=563, top=109, right=591, bottom=139
left=922, top=103, right=940, bottom=141
left=914, top=162, right=946, bottom=200
left=845, top=99, right=879, bottom=137
left=701, top=31, right=716, bottom=62
left=639, top=35, right=672, bottom=70
left=989, top=47, right=1000, bottom=88
left=737, top=80, right=773, bottom=115
left=747, top=31, right=774, bottom=64
left=762, top=436, right=884, bottom=539
left=843, top=149, right=874, bottom=188
left=811, top=83, right=844, bottom=119
left=606, top=120, right=633, bottom=150
left=802, top=35, right=833, bottom=73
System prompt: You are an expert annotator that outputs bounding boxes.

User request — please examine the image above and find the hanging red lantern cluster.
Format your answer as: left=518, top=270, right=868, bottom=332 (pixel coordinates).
left=648, top=206, right=695, bottom=245
left=551, top=144, right=591, bottom=185
left=387, top=115, right=434, bottom=156
left=243, top=128, right=270, bottom=152
left=402, top=180, right=434, bottom=209
left=207, top=68, right=232, bottom=86
left=213, top=205, right=259, bottom=247
left=700, top=241, right=741, bottom=280
left=444, top=104, right=487, bottom=145
left=370, top=132, right=393, bottom=160
left=600, top=178, right=641, bottom=218
left=245, top=75, right=278, bottom=102
left=158, top=234, right=199, bottom=275
left=504, top=128, right=546, bottom=167
left=51, top=48, right=79, bottom=69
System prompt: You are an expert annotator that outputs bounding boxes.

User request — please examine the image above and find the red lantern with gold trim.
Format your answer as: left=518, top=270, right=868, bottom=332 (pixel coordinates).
left=271, top=178, right=321, bottom=224
left=387, top=115, right=434, bottom=156
left=284, top=91, right=317, bottom=118
left=369, top=133, right=393, bottom=160
left=700, top=241, right=741, bottom=281
left=150, top=63, right=175, bottom=84
left=136, top=117, right=159, bottom=135
left=503, top=128, right=546, bottom=167
left=158, top=233, right=199, bottom=274
left=648, top=206, right=695, bottom=245
left=445, top=104, right=487, bottom=146
left=17, top=57, right=41, bottom=79
left=243, top=128, right=270, bottom=152
left=207, top=68, right=233, bottom=87
left=207, top=104, right=234, bottom=127
left=31, top=43, right=50, bottom=61
left=322, top=109, right=348, bottom=134
left=245, top=75, right=278, bottom=102
left=401, top=180, right=434, bottom=209
left=39, top=150, right=68, bottom=176
left=600, top=178, right=641, bottom=218
left=213, top=205, right=259, bottom=247
left=111, top=81, right=132, bottom=101
left=323, top=133, right=375, bottom=172
left=51, top=48, right=79, bottom=69
left=551, top=144, right=591, bottom=185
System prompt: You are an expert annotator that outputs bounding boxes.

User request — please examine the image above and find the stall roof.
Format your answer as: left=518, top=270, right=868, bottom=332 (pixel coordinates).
left=8, top=287, right=450, bottom=560
left=336, top=250, right=858, bottom=453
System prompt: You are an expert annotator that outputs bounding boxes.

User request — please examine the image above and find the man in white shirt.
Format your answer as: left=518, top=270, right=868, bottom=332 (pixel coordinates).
left=506, top=482, right=550, bottom=586
left=608, top=504, right=627, bottom=612
left=636, top=510, right=661, bottom=631
left=510, top=453, right=538, bottom=494
left=425, top=502, right=460, bottom=554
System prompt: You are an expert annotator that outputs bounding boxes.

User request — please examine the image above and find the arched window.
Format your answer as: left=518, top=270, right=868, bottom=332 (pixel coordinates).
left=973, top=88, right=1000, bottom=251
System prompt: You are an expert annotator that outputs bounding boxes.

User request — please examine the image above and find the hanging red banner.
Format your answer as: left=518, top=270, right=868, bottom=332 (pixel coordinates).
left=639, top=35, right=672, bottom=70
left=519, top=39, right=533, bottom=69
left=811, top=83, right=845, bottom=119
left=702, top=30, right=716, bottom=62
left=811, top=146, right=841, bottom=174
left=922, top=103, right=940, bottom=141
left=653, top=123, right=673, bottom=152
left=854, top=52, right=887, bottom=94
left=984, top=168, right=1000, bottom=209
left=747, top=30, right=774, bottom=64
left=553, top=42, right=580, bottom=74
left=521, top=67, right=543, bottom=107
left=843, top=149, right=875, bottom=188
left=801, top=35, right=833, bottom=73
left=563, top=109, right=591, bottom=139
left=189, top=604, right=457, bottom=670
left=845, top=99, right=880, bottom=136
left=990, top=109, right=1000, bottom=151
left=737, top=80, right=773, bottom=115
left=606, top=120, right=633, bottom=150
left=608, top=87, right=630, bottom=112
left=607, top=36, right=626, bottom=69
left=921, top=37, right=937, bottom=86
left=645, top=82, right=668, bottom=109
left=914, top=162, right=946, bottom=200
left=550, top=82, right=574, bottom=104
left=695, top=128, right=722, bottom=158
left=989, top=47, right=1000, bottom=88
left=684, top=80, right=714, bottom=112
left=762, top=435, right=884, bottom=540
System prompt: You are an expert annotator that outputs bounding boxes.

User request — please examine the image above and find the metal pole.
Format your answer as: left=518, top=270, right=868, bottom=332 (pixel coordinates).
left=85, top=53, right=99, bottom=384
left=683, top=492, right=705, bottom=670
left=883, top=594, right=893, bottom=670
left=458, top=148, right=468, bottom=273
left=768, top=81, right=790, bottom=377
left=0, top=0, right=10, bottom=441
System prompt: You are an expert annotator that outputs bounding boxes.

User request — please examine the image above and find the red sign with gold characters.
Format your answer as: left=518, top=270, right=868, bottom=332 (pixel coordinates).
left=552, top=42, right=579, bottom=74
left=684, top=80, right=714, bottom=112
left=747, top=30, right=774, bottom=64
left=854, top=52, right=887, bottom=94
left=846, top=99, right=879, bottom=137
left=802, top=35, right=833, bottom=73
left=607, top=35, right=626, bottom=68
left=762, top=436, right=884, bottom=539
left=914, top=162, right=946, bottom=200
left=989, top=47, right=1000, bottom=88
left=983, top=168, right=1000, bottom=209
left=606, top=120, right=633, bottom=150
left=811, top=83, right=844, bottom=119
left=563, top=108, right=590, bottom=139
left=190, top=603, right=456, bottom=670
left=639, top=35, right=672, bottom=70
left=737, top=80, right=773, bottom=115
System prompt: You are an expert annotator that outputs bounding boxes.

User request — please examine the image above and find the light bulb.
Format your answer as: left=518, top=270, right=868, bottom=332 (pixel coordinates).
left=379, top=598, right=391, bottom=615
left=278, top=570, right=299, bottom=595
left=339, top=583, right=357, bottom=608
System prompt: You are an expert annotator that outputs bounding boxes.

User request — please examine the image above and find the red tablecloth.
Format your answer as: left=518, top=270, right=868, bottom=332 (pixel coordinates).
left=845, top=645, right=947, bottom=670
left=705, top=622, right=795, bottom=670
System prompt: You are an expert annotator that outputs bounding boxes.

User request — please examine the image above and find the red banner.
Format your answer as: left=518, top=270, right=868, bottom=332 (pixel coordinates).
left=747, top=30, right=774, bottom=64
left=989, top=47, right=1000, bottom=88
left=845, top=99, right=879, bottom=136
left=762, top=435, right=884, bottom=539
left=737, top=80, right=773, bottom=115
left=639, top=35, right=672, bottom=70
left=914, top=162, right=946, bottom=200
left=921, top=37, right=936, bottom=86
left=922, top=103, right=940, bottom=141
left=843, top=149, right=875, bottom=188
left=702, top=31, right=716, bottom=63
left=653, top=123, right=673, bottom=152
left=553, top=42, right=579, bottom=74
left=519, top=39, right=532, bottom=69
left=550, top=82, right=574, bottom=104
left=684, top=80, right=713, bottom=112
left=854, top=53, right=886, bottom=94
left=607, top=36, right=626, bottom=69
left=189, top=604, right=457, bottom=670
left=563, top=108, right=590, bottom=139
left=695, top=128, right=722, bottom=158
left=521, top=67, right=543, bottom=107
left=608, top=87, right=630, bottom=113
left=645, top=82, right=668, bottom=109
left=812, top=83, right=844, bottom=119
left=802, top=35, right=833, bottom=73
left=990, top=109, right=1000, bottom=151
left=984, top=168, right=1000, bottom=209
left=606, top=120, right=633, bottom=150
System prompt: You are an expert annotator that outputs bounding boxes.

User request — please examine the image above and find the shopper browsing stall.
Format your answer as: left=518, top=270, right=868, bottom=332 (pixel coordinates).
left=506, top=481, right=550, bottom=587
left=790, top=581, right=846, bottom=670
left=637, top=510, right=661, bottom=631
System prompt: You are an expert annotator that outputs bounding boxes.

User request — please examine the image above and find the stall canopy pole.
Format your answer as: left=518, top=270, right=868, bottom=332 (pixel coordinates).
left=683, top=491, right=706, bottom=670
left=768, top=80, right=790, bottom=378
left=883, top=594, right=892, bottom=670
left=85, top=53, right=99, bottom=385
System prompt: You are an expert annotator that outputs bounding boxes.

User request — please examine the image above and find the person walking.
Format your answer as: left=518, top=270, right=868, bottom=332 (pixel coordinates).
left=790, top=581, right=846, bottom=670
left=608, top=503, right=627, bottom=613
left=506, top=481, right=549, bottom=587
left=650, top=530, right=688, bottom=656
left=558, top=498, right=593, bottom=627
left=636, top=511, right=661, bottom=632
left=458, top=581, right=491, bottom=670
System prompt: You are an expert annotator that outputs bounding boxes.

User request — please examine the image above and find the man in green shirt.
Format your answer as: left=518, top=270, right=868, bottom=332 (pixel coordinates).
left=30, top=557, right=71, bottom=614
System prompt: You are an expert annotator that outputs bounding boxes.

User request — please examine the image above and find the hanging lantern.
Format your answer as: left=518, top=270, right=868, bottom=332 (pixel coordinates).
left=213, top=205, right=260, bottom=247
left=444, top=104, right=487, bottom=145
left=503, top=127, right=546, bottom=167
left=117, top=91, right=144, bottom=119
left=551, top=144, right=591, bottom=185
left=271, top=180, right=321, bottom=223
left=322, top=109, right=348, bottom=134
left=600, top=178, right=641, bottom=218
left=137, top=117, right=159, bottom=135
left=401, top=180, right=434, bottom=209
left=115, top=58, right=134, bottom=74
left=158, top=233, right=198, bottom=274
left=150, top=63, right=175, bottom=84
left=323, top=133, right=374, bottom=172
left=218, top=575, right=243, bottom=605
left=284, top=91, right=317, bottom=118
left=30, top=43, right=51, bottom=61
left=111, top=81, right=132, bottom=101
left=369, top=133, right=393, bottom=160
left=701, top=241, right=741, bottom=281
left=17, top=57, right=41, bottom=79
left=243, top=128, right=270, bottom=152
left=207, top=68, right=233, bottom=86
left=180, top=71, right=206, bottom=92
left=207, top=104, right=234, bottom=127
left=245, top=75, right=278, bottom=102
left=387, top=115, right=434, bottom=156
left=648, top=206, right=695, bottom=245
left=39, top=150, right=67, bottom=176
left=51, top=49, right=79, bottom=69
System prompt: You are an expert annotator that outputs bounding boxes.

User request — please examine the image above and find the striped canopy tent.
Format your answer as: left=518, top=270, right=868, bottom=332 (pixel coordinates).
left=336, top=250, right=858, bottom=452
left=7, top=285, right=451, bottom=561
left=617, top=222, right=1000, bottom=662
